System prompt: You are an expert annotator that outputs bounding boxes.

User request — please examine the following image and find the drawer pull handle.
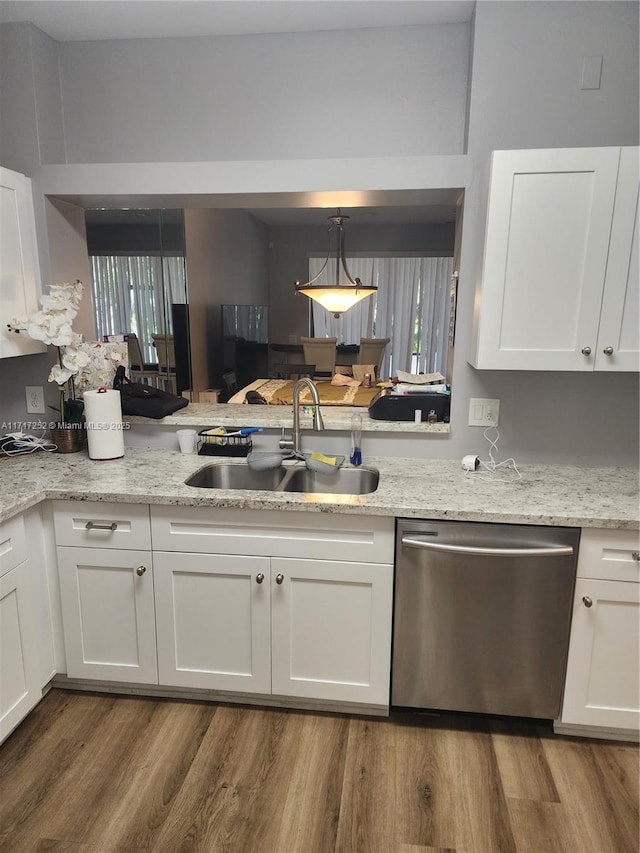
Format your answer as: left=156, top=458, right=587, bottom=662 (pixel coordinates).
left=136, top=565, right=146, bottom=577
left=256, top=573, right=265, bottom=584
left=276, top=573, right=285, bottom=585
left=85, top=521, right=117, bottom=532
left=582, top=596, right=593, bottom=608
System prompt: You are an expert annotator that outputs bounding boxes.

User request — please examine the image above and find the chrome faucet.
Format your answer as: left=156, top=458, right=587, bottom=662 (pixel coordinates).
left=279, top=377, right=325, bottom=458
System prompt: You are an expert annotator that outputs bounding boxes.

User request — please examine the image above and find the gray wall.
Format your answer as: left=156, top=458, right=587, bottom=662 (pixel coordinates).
left=1, top=3, right=638, bottom=467
left=184, top=209, right=269, bottom=394
left=57, top=24, right=470, bottom=163
left=449, top=0, right=639, bottom=467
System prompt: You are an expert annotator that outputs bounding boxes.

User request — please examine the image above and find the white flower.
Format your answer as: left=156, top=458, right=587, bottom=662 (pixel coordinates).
left=6, top=314, right=29, bottom=332
left=49, top=364, right=74, bottom=385
left=62, top=347, right=90, bottom=373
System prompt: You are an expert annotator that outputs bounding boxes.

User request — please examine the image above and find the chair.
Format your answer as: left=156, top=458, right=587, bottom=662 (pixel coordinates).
left=127, top=333, right=159, bottom=386
left=301, top=337, right=337, bottom=378
left=152, top=334, right=177, bottom=394
left=358, top=337, right=390, bottom=380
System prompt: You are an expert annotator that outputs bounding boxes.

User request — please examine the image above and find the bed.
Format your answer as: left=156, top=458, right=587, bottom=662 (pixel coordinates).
left=228, top=378, right=382, bottom=407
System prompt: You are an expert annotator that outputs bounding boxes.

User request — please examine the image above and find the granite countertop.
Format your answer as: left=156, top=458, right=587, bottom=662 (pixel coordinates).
left=0, top=448, right=637, bottom=529
left=125, top=402, right=450, bottom=433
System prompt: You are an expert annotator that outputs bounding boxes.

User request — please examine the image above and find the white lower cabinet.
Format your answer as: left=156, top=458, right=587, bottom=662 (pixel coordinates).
left=154, top=552, right=393, bottom=708
left=151, top=506, right=395, bottom=709
left=560, top=529, right=640, bottom=736
left=271, top=557, right=392, bottom=705
left=57, top=546, right=158, bottom=684
left=154, top=551, right=271, bottom=693
left=0, top=561, right=41, bottom=742
left=53, top=502, right=395, bottom=712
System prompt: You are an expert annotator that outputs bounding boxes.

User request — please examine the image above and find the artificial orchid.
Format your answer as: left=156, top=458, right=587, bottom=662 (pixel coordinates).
left=7, top=280, right=89, bottom=424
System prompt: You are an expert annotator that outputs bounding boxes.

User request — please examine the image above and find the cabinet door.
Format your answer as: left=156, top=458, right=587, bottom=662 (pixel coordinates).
left=562, top=578, right=640, bottom=730
left=0, top=167, right=45, bottom=359
left=57, top=547, right=157, bottom=684
left=154, top=552, right=271, bottom=693
left=0, top=561, right=41, bottom=743
left=474, top=148, right=620, bottom=370
left=596, top=147, right=639, bottom=371
left=271, top=557, right=393, bottom=707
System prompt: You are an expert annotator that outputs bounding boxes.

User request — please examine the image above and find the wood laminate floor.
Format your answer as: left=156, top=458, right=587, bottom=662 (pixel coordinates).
left=0, top=689, right=637, bottom=853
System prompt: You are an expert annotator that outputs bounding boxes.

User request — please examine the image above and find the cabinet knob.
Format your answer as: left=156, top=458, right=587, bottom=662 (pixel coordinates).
left=582, top=595, right=593, bottom=608
left=256, top=572, right=265, bottom=584
left=276, top=573, right=285, bottom=585
left=603, top=346, right=614, bottom=356
left=136, top=565, right=146, bottom=576
left=632, top=552, right=640, bottom=562
left=581, top=346, right=592, bottom=356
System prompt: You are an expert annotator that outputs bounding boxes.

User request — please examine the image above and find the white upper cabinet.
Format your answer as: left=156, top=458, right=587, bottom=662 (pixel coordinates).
left=595, top=148, right=639, bottom=371
left=472, top=147, right=639, bottom=371
left=0, top=167, right=45, bottom=359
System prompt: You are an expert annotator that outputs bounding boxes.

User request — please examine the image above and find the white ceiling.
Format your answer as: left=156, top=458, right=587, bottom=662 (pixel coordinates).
left=0, top=0, right=475, bottom=42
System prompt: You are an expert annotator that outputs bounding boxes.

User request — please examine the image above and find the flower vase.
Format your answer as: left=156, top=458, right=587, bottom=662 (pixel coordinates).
left=50, top=424, right=86, bottom=453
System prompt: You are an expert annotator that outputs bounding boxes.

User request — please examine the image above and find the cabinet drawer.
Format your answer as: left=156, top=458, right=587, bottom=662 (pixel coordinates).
left=0, top=515, right=27, bottom=577
left=53, top=500, right=151, bottom=550
left=578, top=529, right=640, bottom=583
left=151, top=506, right=395, bottom=563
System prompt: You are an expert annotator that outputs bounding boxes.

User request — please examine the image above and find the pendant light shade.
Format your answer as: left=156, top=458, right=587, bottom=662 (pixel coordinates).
left=294, top=210, right=377, bottom=317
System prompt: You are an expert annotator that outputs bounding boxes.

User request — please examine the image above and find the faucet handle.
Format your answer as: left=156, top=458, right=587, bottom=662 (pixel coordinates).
left=279, top=426, right=294, bottom=451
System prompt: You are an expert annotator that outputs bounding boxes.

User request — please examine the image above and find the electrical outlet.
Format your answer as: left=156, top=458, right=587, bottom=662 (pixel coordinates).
left=25, top=385, right=45, bottom=414
left=468, top=398, right=500, bottom=427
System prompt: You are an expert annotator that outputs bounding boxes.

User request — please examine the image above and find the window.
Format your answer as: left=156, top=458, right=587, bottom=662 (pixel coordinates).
left=310, top=255, right=453, bottom=377
left=90, top=255, right=187, bottom=364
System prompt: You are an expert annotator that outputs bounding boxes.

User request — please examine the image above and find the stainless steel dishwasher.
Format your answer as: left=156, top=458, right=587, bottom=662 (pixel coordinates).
left=392, top=519, right=580, bottom=719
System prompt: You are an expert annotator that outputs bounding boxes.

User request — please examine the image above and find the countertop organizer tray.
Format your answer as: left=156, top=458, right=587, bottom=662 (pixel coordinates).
left=198, top=428, right=252, bottom=457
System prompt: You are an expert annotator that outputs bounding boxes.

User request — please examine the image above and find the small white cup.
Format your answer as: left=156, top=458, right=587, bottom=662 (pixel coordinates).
left=176, top=428, right=197, bottom=454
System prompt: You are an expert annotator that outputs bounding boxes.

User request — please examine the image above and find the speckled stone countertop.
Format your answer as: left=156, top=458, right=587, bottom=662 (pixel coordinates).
left=0, top=448, right=637, bottom=529
left=125, top=403, right=449, bottom=433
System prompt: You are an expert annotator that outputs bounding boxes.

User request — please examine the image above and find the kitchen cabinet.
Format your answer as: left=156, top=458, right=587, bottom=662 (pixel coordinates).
left=52, top=501, right=394, bottom=710
left=560, top=529, right=640, bottom=737
left=472, top=146, right=639, bottom=371
left=154, top=551, right=272, bottom=693
left=270, top=557, right=392, bottom=705
left=0, top=166, right=45, bottom=359
left=0, top=515, right=41, bottom=743
left=53, top=501, right=157, bottom=684
left=151, top=506, right=394, bottom=709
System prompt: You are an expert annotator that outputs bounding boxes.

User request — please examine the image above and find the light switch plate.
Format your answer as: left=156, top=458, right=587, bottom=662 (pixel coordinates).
left=468, top=398, right=500, bottom=427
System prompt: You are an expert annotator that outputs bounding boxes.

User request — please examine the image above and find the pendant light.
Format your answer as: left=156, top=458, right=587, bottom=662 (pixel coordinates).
left=294, top=209, right=377, bottom=318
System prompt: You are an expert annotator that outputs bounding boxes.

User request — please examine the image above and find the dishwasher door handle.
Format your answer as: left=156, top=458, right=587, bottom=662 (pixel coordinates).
left=401, top=536, right=574, bottom=558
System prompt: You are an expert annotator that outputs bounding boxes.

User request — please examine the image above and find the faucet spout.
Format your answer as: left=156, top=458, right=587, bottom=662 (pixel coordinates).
left=285, top=377, right=325, bottom=457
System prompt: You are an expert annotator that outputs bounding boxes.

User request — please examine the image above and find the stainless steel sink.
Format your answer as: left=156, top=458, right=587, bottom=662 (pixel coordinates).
left=185, top=464, right=288, bottom=490
left=185, top=463, right=379, bottom=495
left=278, top=466, right=379, bottom=495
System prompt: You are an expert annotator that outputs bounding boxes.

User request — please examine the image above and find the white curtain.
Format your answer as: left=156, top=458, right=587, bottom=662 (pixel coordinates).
left=414, top=256, right=453, bottom=375
left=308, top=255, right=453, bottom=379
left=90, top=255, right=187, bottom=363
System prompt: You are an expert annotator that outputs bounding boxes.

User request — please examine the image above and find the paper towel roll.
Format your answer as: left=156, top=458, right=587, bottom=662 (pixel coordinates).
left=84, top=388, right=125, bottom=460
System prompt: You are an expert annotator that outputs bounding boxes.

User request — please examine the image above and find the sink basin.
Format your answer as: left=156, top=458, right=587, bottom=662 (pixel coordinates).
left=185, top=464, right=288, bottom=490
left=185, top=463, right=379, bottom=495
left=278, top=466, right=379, bottom=495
